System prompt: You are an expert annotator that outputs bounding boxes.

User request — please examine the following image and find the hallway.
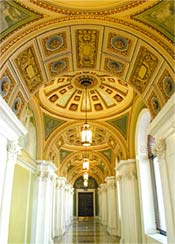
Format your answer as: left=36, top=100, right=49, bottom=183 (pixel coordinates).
left=54, top=217, right=120, bottom=244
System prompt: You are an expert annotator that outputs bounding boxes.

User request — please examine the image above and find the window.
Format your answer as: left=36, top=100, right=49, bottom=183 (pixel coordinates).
left=148, top=135, right=167, bottom=235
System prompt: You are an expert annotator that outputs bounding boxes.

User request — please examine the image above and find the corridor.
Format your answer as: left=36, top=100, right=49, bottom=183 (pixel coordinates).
left=54, top=217, right=120, bottom=244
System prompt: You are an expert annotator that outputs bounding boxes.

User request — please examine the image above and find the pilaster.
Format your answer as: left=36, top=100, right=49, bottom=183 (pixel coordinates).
left=148, top=93, right=175, bottom=244
left=0, top=96, right=26, bottom=244
left=0, top=141, right=21, bottom=244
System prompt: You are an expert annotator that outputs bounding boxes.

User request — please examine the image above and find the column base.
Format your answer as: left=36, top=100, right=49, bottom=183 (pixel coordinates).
left=49, top=239, right=54, bottom=244
left=107, top=226, right=118, bottom=236
left=120, top=237, right=125, bottom=243
left=54, top=227, right=65, bottom=237
left=102, top=220, right=108, bottom=226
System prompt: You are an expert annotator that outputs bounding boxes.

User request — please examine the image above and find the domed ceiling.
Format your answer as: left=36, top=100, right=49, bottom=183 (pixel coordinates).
left=39, top=72, right=133, bottom=120
left=0, top=0, right=174, bottom=185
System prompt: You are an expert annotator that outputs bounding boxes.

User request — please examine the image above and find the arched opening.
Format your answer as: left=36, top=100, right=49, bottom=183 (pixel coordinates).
left=74, top=176, right=98, bottom=217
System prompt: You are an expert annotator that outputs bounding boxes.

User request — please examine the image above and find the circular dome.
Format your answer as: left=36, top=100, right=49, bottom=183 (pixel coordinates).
left=42, top=0, right=132, bottom=11
left=39, top=71, right=133, bottom=120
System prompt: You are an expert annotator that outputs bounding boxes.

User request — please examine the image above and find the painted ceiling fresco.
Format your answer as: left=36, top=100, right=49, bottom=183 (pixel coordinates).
left=0, top=0, right=41, bottom=39
left=134, top=0, right=175, bottom=41
left=0, top=0, right=174, bottom=185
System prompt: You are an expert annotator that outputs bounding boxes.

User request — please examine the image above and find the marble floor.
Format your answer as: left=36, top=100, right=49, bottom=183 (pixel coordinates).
left=54, top=217, right=120, bottom=244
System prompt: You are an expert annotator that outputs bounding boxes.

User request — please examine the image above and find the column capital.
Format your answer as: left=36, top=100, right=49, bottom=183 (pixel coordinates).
left=56, top=177, right=67, bottom=189
left=116, top=159, right=137, bottom=180
left=105, top=176, right=116, bottom=189
left=70, top=187, right=74, bottom=194
left=36, top=160, right=57, bottom=180
left=7, top=140, right=21, bottom=160
left=100, top=183, right=107, bottom=192
left=152, top=139, right=166, bottom=159
left=65, top=184, right=71, bottom=191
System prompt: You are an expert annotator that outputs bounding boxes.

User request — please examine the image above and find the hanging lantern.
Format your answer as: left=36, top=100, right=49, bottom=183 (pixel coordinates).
left=84, top=179, right=88, bottom=188
left=80, top=78, right=92, bottom=146
left=83, top=172, right=88, bottom=180
left=83, top=158, right=89, bottom=170
left=81, top=123, right=92, bottom=146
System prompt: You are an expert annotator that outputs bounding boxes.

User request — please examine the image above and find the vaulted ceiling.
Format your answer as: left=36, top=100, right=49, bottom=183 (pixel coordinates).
left=0, top=0, right=174, bottom=185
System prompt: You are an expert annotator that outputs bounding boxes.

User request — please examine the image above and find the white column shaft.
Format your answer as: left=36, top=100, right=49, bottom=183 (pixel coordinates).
left=117, top=159, right=142, bottom=244
left=30, top=161, right=57, bottom=244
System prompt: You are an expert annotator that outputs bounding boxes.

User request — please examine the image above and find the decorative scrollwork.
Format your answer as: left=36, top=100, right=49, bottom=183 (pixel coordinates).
left=152, top=139, right=166, bottom=159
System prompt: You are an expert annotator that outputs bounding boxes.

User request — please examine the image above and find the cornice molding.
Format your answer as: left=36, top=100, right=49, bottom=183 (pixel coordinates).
left=0, top=96, right=27, bottom=140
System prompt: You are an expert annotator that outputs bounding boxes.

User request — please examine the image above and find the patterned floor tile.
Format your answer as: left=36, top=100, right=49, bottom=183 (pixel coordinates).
left=54, top=217, right=120, bottom=244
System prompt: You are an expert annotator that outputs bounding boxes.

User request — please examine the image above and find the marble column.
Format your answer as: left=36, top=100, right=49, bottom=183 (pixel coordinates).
left=65, top=184, right=71, bottom=226
left=106, top=176, right=119, bottom=236
left=0, top=141, right=21, bottom=244
left=60, top=177, right=67, bottom=235
left=116, top=159, right=142, bottom=244
left=54, top=177, right=61, bottom=237
left=54, top=177, right=67, bottom=237
left=98, top=187, right=102, bottom=223
left=100, top=183, right=108, bottom=226
left=71, top=187, right=74, bottom=222
left=50, top=174, right=57, bottom=242
left=30, top=160, right=57, bottom=244
left=68, top=185, right=74, bottom=225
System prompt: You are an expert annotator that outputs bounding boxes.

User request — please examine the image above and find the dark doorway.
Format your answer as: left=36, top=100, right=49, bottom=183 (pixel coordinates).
left=78, top=192, right=94, bottom=216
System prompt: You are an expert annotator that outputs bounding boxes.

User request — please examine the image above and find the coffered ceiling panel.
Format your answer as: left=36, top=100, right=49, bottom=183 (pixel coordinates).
left=103, top=27, right=138, bottom=62
left=71, top=25, right=104, bottom=71
left=36, top=27, right=71, bottom=61
left=39, top=71, right=133, bottom=120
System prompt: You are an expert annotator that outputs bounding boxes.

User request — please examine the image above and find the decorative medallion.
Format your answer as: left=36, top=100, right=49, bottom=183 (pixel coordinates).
left=107, top=33, right=131, bottom=56
left=12, top=91, right=25, bottom=118
left=43, top=32, right=67, bottom=57
left=76, top=29, right=99, bottom=68
left=15, top=46, right=44, bottom=93
left=48, top=57, right=69, bottom=77
left=163, top=77, right=174, bottom=97
left=51, top=59, right=67, bottom=73
left=104, top=58, right=124, bottom=76
left=129, top=46, right=158, bottom=94
left=0, top=76, right=10, bottom=98
left=157, top=69, right=175, bottom=102
left=147, top=92, right=161, bottom=118
left=46, top=35, right=63, bottom=50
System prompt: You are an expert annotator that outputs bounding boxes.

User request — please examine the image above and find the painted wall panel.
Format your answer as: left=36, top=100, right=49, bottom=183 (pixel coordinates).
left=8, top=164, right=29, bottom=244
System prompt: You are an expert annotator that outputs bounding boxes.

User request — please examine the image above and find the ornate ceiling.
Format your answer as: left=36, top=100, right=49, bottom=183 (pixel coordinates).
left=0, top=0, right=174, bottom=185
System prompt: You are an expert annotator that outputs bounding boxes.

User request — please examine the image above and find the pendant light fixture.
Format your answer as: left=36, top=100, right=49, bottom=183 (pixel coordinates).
left=83, top=172, right=88, bottom=181
left=81, top=78, right=92, bottom=146
left=83, top=158, right=89, bottom=171
left=83, top=179, right=88, bottom=188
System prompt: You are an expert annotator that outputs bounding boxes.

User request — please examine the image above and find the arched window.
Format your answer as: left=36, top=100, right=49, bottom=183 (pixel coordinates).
left=148, top=135, right=167, bottom=235
left=136, top=108, right=167, bottom=243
